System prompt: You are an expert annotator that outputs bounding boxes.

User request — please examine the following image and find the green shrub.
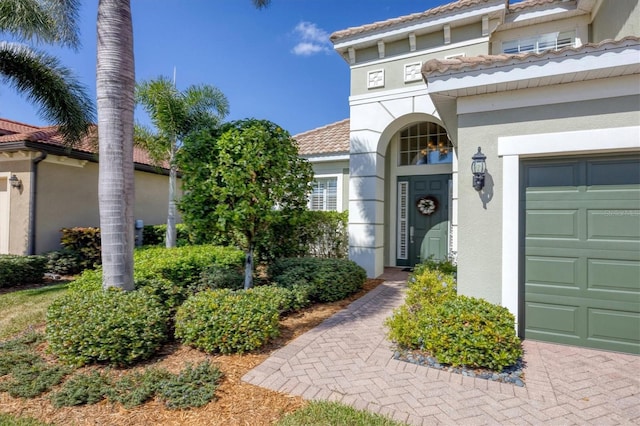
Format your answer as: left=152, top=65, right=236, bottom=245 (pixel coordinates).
left=50, top=371, right=111, bottom=407
left=386, top=263, right=521, bottom=371
left=46, top=290, right=169, bottom=367
left=419, top=295, right=522, bottom=371
left=59, top=227, right=101, bottom=270
left=0, top=332, right=44, bottom=376
left=175, top=289, right=280, bottom=354
left=142, top=224, right=190, bottom=246
left=269, top=257, right=366, bottom=303
left=421, top=256, right=457, bottom=276
left=194, top=265, right=245, bottom=292
left=256, top=210, right=348, bottom=263
left=156, top=361, right=223, bottom=409
left=247, top=285, right=311, bottom=315
left=66, top=268, right=102, bottom=293
left=134, top=245, right=244, bottom=287
left=45, top=248, right=83, bottom=275
left=0, top=255, right=47, bottom=287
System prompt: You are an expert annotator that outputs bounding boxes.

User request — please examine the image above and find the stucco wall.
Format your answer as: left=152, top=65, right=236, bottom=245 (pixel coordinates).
left=34, top=158, right=178, bottom=253
left=0, top=158, right=32, bottom=254
left=591, top=0, right=640, bottom=42
left=350, top=41, right=489, bottom=96
left=455, top=93, right=640, bottom=305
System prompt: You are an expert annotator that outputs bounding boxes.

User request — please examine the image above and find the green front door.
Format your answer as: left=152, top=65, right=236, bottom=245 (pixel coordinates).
left=397, top=174, right=449, bottom=267
left=523, top=155, right=640, bottom=354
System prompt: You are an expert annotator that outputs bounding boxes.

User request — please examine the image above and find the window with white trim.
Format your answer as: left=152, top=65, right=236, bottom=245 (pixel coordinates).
left=502, top=31, right=575, bottom=54
left=309, top=177, right=338, bottom=211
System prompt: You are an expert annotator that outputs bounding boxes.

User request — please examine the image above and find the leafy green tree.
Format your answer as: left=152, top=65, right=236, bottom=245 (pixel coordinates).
left=135, top=76, right=229, bottom=247
left=179, top=119, right=313, bottom=289
left=0, top=0, right=94, bottom=144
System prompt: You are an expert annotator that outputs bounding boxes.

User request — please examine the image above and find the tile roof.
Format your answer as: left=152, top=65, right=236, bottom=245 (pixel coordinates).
left=294, top=119, right=350, bottom=156
left=330, top=0, right=572, bottom=43
left=330, top=0, right=496, bottom=43
left=0, top=118, right=163, bottom=168
left=421, top=36, right=640, bottom=77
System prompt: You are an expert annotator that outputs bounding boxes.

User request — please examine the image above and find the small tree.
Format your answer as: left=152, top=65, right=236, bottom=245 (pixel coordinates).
left=135, top=76, right=229, bottom=247
left=179, top=119, right=313, bottom=289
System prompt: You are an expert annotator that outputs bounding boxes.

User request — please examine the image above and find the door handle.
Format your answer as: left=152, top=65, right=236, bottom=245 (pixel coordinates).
left=410, top=226, right=414, bottom=244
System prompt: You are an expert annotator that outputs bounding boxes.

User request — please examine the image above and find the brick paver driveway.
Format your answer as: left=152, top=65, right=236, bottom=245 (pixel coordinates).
left=243, top=269, right=640, bottom=425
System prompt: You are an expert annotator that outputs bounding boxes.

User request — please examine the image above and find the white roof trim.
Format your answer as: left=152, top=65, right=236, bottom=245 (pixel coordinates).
left=303, top=154, right=350, bottom=163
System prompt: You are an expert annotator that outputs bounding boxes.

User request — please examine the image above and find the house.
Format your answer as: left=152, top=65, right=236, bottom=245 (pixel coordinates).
left=298, top=0, right=639, bottom=354
left=0, top=118, right=176, bottom=255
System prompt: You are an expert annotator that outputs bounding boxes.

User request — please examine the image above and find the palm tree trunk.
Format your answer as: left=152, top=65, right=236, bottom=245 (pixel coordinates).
left=97, top=0, right=135, bottom=290
left=166, top=148, right=177, bottom=248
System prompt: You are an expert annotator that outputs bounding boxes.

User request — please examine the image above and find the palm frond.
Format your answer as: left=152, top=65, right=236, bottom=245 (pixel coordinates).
left=252, top=0, right=271, bottom=9
left=0, top=0, right=80, bottom=48
left=0, top=41, right=94, bottom=144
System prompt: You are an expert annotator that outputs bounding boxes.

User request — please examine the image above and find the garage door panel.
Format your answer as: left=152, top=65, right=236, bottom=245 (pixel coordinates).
left=525, top=301, right=581, bottom=338
left=523, top=155, right=640, bottom=354
left=587, top=209, right=640, bottom=241
left=587, top=309, right=640, bottom=354
left=588, top=259, right=640, bottom=294
left=526, top=210, right=578, bottom=238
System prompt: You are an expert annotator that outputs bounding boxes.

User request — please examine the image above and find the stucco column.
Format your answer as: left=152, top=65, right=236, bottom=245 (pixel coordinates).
left=348, top=128, right=385, bottom=278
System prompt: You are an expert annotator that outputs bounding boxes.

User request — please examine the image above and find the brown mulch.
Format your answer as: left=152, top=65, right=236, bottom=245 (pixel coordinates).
left=0, top=279, right=385, bottom=426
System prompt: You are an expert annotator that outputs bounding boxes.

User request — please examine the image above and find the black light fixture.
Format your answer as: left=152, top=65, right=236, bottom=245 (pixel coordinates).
left=471, top=147, right=486, bottom=191
left=8, top=174, right=22, bottom=190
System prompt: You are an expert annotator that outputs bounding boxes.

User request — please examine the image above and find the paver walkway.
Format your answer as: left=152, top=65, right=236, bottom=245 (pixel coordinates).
left=243, top=269, right=640, bottom=425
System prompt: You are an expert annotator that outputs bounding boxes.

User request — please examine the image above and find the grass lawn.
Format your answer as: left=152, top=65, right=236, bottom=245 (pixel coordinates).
left=0, top=413, right=50, bottom=426
left=277, top=401, right=407, bottom=425
left=0, top=282, right=69, bottom=340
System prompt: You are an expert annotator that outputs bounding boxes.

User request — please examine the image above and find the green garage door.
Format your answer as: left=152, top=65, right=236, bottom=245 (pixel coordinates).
left=523, top=156, right=640, bottom=354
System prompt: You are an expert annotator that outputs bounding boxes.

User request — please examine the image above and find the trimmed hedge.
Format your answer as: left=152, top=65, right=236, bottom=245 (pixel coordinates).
left=269, top=257, right=366, bottom=303
left=385, top=263, right=522, bottom=371
left=175, top=289, right=280, bottom=354
left=0, top=255, right=47, bottom=287
left=46, top=289, right=169, bottom=366
left=59, top=227, right=101, bottom=270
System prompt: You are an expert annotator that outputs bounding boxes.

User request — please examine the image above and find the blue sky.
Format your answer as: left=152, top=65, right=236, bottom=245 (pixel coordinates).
left=3, top=0, right=451, bottom=136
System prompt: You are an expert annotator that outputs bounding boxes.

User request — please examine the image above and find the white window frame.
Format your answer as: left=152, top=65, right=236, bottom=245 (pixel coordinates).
left=308, top=173, right=343, bottom=212
left=502, top=30, right=575, bottom=54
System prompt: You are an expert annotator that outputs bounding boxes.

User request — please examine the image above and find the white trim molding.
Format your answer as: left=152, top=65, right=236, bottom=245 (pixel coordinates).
left=498, top=125, right=640, bottom=322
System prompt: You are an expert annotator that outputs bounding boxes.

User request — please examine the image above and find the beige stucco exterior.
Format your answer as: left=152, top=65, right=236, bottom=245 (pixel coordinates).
left=591, top=0, right=639, bottom=41
left=0, top=151, right=179, bottom=255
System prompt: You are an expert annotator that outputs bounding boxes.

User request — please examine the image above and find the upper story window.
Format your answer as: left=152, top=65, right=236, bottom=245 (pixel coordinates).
left=398, top=122, right=452, bottom=166
left=502, top=31, right=575, bottom=54
left=309, top=177, right=338, bottom=211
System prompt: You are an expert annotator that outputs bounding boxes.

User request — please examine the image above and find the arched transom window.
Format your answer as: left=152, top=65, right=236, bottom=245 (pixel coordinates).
left=398, top=122, right=452, bottom=166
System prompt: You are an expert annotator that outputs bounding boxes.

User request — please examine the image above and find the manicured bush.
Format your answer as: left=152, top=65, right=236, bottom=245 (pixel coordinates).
left=194, top=265, right=245, bottom=292
left=59, top=227, right=101, bottom=270
left=256, top=210, right=348, bottom=263
left=134, top=245, right=244, bottom=287
left=175, top=289, right=280, bottom=354
left=269, top=257, right=366, bottom=303
left=386, top=262, right=522, bottom=371
left=45, top=248, right=83, bottom=275
left=247, top=285, right=311, bottom=314
left=0, top=254, right=47, bottom=287
left=46, top=289, right=169, bottom=367
left=142, top=223, right=190, bottom=246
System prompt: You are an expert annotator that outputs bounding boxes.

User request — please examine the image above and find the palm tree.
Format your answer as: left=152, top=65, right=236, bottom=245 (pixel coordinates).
left=96, top=0, right=135, bottom=290
left=135, top=76, right=229, bottom=247
left=96, top=0, right=270, bottom=290
left=0, top=0, right=94, bottom=143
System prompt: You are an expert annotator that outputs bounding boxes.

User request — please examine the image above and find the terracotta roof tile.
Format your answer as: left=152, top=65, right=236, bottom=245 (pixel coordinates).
left=330, top=0, right=495, bottom=43
left=421, top=36, right=640, bottom=77
left=0, top=118, right=163, bottom=168
left=294, top=119, right=350, bottom=156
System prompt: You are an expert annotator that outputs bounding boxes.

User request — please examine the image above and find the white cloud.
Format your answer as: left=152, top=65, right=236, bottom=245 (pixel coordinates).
left=291, top=21, right=331, bottom=56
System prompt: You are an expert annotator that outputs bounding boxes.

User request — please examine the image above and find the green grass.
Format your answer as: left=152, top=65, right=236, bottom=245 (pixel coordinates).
left=0, top=413, right=51, bottom=426
left=276, top=401, right=409, bottom=426
left=0, top=283, right=69, bottom=340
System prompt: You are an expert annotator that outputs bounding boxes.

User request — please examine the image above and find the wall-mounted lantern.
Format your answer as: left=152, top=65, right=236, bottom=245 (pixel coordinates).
left=8, top=174, right=22, bottom=190
left=471, top=147, right=486, bottom=191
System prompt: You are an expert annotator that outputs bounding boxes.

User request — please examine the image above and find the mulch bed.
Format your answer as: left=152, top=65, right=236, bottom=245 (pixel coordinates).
left=0, top=279, right=384, bottom=426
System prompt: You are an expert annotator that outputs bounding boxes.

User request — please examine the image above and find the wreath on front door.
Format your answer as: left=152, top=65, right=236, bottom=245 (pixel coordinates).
left=416, top=195, right=438, bottom=216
